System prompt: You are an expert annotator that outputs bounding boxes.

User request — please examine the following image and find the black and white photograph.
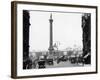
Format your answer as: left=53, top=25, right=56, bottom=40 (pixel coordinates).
left=11, top=1, right=97, bottom=78
left=23, top=10, right=91, bottom=69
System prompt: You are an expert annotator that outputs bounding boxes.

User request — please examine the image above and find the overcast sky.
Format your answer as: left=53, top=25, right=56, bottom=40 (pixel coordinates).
left=29, top=11, right=83, bottom=52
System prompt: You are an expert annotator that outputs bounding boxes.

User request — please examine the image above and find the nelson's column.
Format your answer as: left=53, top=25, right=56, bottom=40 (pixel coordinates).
left=48, top=14, right=54, bottom=56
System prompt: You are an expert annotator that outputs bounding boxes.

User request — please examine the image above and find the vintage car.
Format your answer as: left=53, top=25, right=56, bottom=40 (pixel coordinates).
left=70, top=55, right=77, bottom=64
left=38, top=56, right=46, bottom=68
left=38, top=60, right=46, bottom=68
left=46, top=56, right=54, bottom=65
left=77, top=56, right=84, bottom=64
left=70, top=55, right=85, bottom=65
left=57, top=56, right=68, bottom=64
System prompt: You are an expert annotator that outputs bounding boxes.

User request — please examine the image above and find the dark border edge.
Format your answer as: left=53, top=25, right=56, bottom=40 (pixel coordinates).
left=11, top=1, right=97, bottom=8
left=11, top=1, right=17, bottom=78
left=96, top=6, right=98, bottom=74
left=13, top=72, right=97, bottom=79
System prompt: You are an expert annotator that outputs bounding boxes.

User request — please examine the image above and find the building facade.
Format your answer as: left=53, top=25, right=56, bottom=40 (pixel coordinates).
left=82, top=13, right=91, bottom=64
left=23, top=10, right=30, bottom=69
